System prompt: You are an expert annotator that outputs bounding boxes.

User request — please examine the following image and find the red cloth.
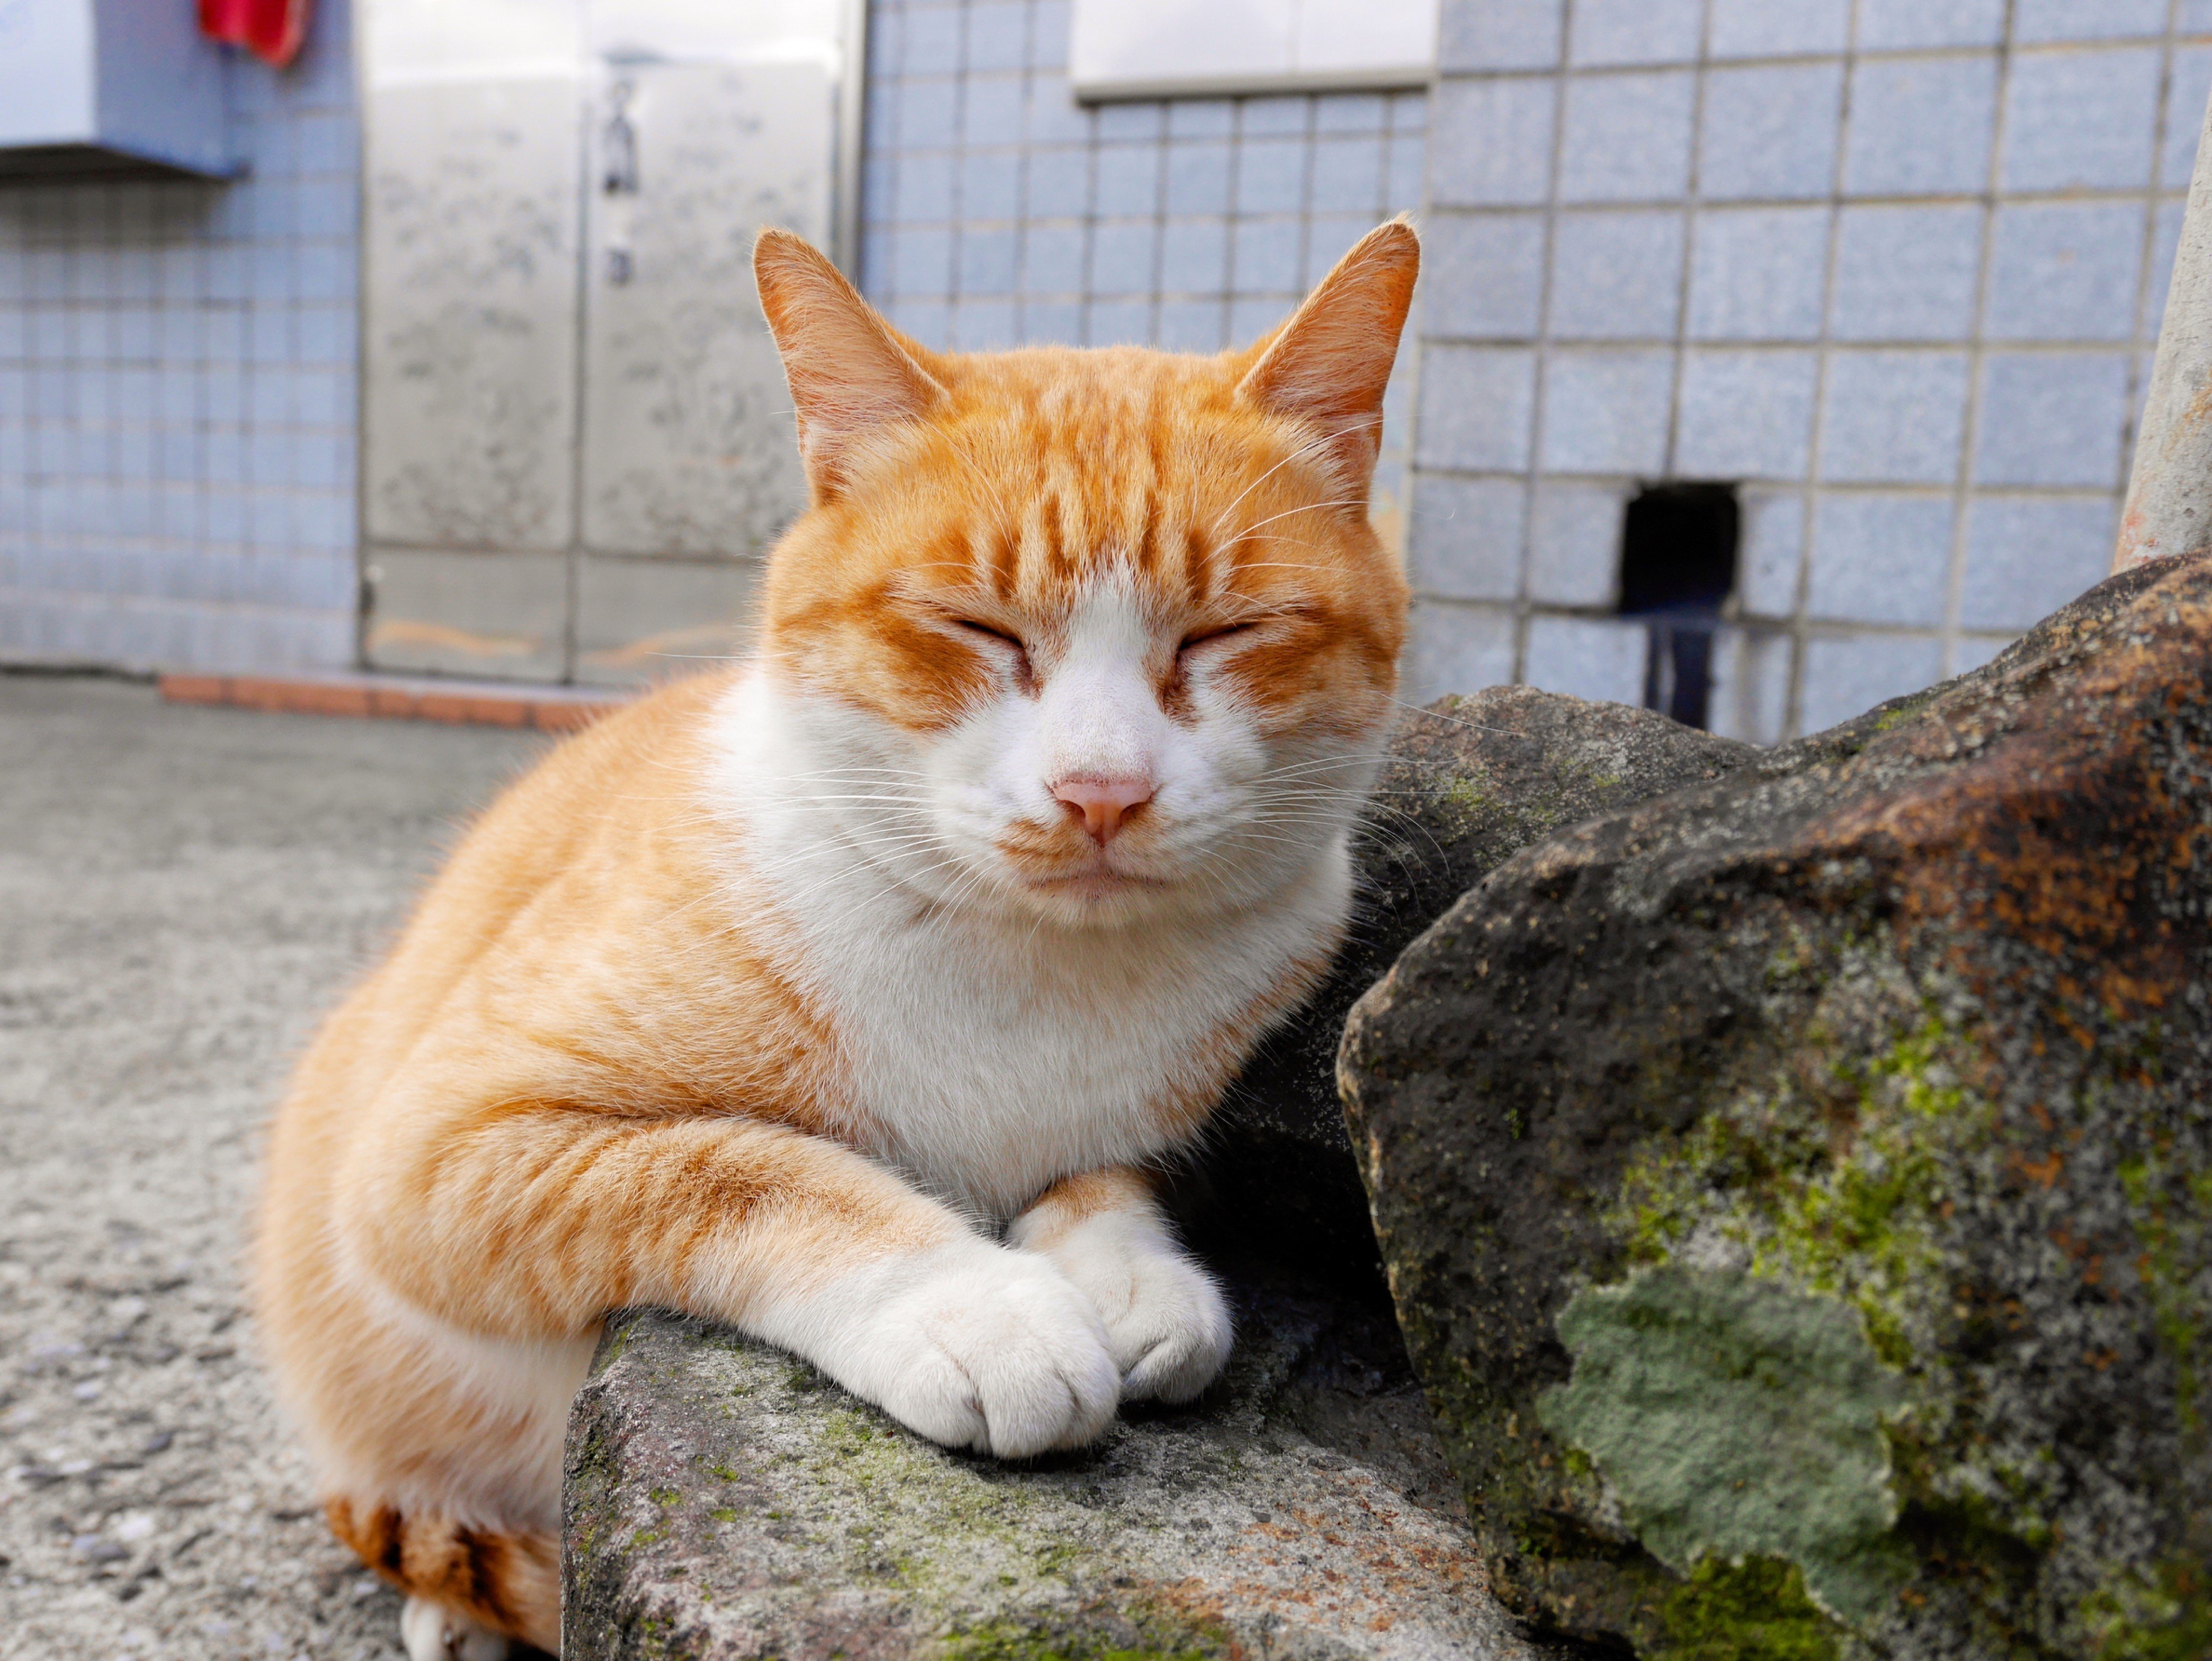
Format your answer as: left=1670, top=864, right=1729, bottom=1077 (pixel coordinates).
left=199, top=0, right=309, bottom=68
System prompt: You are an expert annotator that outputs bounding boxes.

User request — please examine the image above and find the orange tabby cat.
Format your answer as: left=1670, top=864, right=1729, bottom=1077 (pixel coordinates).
left=254, top=220, right=1418, bottom=1658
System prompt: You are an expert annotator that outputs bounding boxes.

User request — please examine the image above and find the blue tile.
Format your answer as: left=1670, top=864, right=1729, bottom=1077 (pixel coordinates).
left=1405, top=600, right=1516, bottom=701
left=2162, top=46, right=2212, bottom=191
left=963, top=1, right=1030, bottom=71
left=900, top=6, right=962, bottom=75
left=1559, top=71, right=1696, bottom=203
left=1159, top=219, right=1229, bottom=294
left=1164, top=141, right=1232, bottom=215
left=1086, top=298, right=1152, bottom=345
left=1984, top=202, right=2143, bottom=342
left=1808, top=494, right=1955, bottom=625
left=1844, top=55, right=1999, bottom=197
left=1157, top=300, right=1226, bottom=352
left=1422, top=212, right=1548, bottom=339
left=1090, top=219, right=1159, bottom=295
left=1819, top=350, right=1971, bottom=484
left=954, top=297, right=1019, bottom=349
left=1026, top=148, right=1092, bottom=216
left=1737, top=488, right=1805, bottom=616
left=1316, top=94, right=1389, bottom=136
left=1974, top=352, right=2133, bottom=489
left=1232, top=218, right=1303, bottom=292
left=960, top=151, right=1022, bottom=220
left=892, top=226, right=954, bottom=295
left=1095, top=144, right=1162, bottom=216
left=1169, top=102, right=1235, bottom=140
left=1026, top=77, right=1091, bottom=145
left=1708, top=0, right=1849, bottom=58
left=896, top=78, right=959, bottom=148
left=2013, top=0, right=2167, bottom=41
left=893, top=152, right=956, bottom=221
left=1414, top=346, right=1538, bottom=471
left=1439, top=0, right=1563, bottom=72
left=1568, top=0, right=1701, bottom=66
left=2002, top=46, right=2161, bottom=193
left=1020, top=299, right=1083, bottom=343
left=1700, top=64, right=1843, bottom=200
left=1020, top=222, right=1087, bottom=293
left=1030, top=0, right=1071, bottom=71
left=1960, top=495, right=2119, bottom=628
left=1687, top=207, right=1828, bottom=341
left=958, top=226, right=1019, bottom=294
left=1387, top=134, right=1427, bottom=213
left=1540, top=348, right=1675, bottom=474
left=1799, top=632, right=1945, bottom=731
left=1240, top=97, right=1312, bottom=138
left=1675, top=349, right=1819, bottom=480
left=1526, top=482, right=1628, bottom=605
left=1097, top=102, right=1166, bottom=141
left=1237, top=139, right=1310, bottom=215
left=1428, top=78, right=1557, bottom=208
left=1523, top=615, right=1648, bottom=704
left=1830, top=204, right=1983, bottom=342
left=962, top=75, right=1027, bottom=146
left=1311, top=137, right=1385, bottom=213
left=1549, top=210, right=1687, bottom=341
left=1409, top=475, right=1526, bottom=599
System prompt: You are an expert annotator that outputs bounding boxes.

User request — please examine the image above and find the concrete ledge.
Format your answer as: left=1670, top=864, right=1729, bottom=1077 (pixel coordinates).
left=158, top=671, right=631, bottom=732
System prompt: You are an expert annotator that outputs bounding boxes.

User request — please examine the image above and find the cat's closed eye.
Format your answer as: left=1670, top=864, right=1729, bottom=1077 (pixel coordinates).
left=1176, top=622, right=1259, bottom=659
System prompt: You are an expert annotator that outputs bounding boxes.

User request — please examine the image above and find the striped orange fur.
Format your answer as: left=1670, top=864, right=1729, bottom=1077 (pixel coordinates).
left=254, top=221, right=1418, bottom=1658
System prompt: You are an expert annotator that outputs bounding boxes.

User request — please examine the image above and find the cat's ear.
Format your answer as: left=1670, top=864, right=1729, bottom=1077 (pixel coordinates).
left=754, top=229, right=946, bottom=498
left=1235, top=218, right=1420, bottom=501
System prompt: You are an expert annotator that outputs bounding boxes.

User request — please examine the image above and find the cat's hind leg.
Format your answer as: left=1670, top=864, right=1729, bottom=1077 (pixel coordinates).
left=326, top=1496, right=558, bottom=1655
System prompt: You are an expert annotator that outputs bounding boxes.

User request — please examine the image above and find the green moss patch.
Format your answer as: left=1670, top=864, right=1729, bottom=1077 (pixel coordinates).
left=1539, top=1267, right=1908, bottom=1629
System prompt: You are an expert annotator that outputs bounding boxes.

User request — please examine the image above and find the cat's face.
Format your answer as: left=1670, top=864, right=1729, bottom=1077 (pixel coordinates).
left=751, top=226, right=1417, bottom=927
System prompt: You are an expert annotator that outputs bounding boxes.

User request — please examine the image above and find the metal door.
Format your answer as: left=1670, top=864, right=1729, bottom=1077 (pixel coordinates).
left=356, top=0, right=860, bottom=685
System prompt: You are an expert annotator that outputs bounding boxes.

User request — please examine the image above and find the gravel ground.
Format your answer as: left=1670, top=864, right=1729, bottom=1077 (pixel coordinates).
left=1, top=674, right=545, bottom=1661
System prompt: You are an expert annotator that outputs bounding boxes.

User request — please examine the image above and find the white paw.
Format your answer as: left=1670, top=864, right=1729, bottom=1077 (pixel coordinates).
left=401, top=1596, right=509, bottom=1661
left=1013, top=1211, right=1233, bottom=1405
left=784, top=1240, right=1121, bottom=1459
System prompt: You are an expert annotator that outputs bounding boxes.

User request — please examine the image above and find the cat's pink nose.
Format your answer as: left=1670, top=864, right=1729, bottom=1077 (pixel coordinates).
left=1053, top=775, right=1155, bottom=844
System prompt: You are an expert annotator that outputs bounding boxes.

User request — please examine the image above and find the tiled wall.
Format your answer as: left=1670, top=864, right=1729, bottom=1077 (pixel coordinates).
left=1407, top=0, right=2211, bottom=738
left=857, top=0, right=1429, bottom=542
left=0, top=0, right=358, bottom=674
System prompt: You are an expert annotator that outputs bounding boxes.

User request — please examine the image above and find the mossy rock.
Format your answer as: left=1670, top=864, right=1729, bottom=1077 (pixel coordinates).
left=1209, top=687, right=1750, bottom=1270
left=1340, top=555, right=2212, bottom=1658
left=561, top=1275, right=1552, bottom=1659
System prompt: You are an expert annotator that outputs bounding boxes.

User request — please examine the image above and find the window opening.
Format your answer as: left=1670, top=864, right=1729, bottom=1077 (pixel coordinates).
left=1617, top=482, right=1739, bottom=731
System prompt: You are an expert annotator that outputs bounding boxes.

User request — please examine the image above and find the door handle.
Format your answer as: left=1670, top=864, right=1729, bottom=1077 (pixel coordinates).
left=603, top=80, right=639, bottom=195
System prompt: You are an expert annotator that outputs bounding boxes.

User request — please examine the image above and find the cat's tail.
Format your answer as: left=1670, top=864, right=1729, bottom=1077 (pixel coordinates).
left=326, top=1494, right=561, bottom=1656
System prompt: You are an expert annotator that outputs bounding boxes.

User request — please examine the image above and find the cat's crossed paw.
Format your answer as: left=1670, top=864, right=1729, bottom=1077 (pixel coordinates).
left=813, top=1240, right=1121, bottom=1459
left=1009, top=1210, right=1233, bottom=1405
left=400, top=1596, right=509, bottom=1661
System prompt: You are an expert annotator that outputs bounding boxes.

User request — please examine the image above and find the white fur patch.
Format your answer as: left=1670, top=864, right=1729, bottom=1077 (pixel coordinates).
left=750, top=1236, right=1120, bottom=1457
left=1008, top=1206, right=1233, bottom=1403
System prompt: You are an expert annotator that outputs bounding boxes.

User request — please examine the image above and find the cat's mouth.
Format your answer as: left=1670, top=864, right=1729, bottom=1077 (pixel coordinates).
left=1022, top=865, right=1171, bottom=900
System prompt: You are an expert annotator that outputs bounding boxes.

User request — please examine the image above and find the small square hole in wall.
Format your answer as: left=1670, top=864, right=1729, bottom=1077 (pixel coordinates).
left=1618, top=482, right=1741, bottom=730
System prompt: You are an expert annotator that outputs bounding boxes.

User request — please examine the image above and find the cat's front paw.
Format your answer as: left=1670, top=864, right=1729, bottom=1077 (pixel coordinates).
left=825, top=1242, right=1121, bottom=1459
left=1012, top=1212, right=1233, bottom=1404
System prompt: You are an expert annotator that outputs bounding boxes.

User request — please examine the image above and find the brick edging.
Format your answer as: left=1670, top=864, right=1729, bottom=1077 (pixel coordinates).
left=158, top=672, right=630, bottom=732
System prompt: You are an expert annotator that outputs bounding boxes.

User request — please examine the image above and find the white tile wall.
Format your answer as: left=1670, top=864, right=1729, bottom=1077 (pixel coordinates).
left=0, top=0, right=356, bottom=673
left=1409, top=0, right=2210, bottom=740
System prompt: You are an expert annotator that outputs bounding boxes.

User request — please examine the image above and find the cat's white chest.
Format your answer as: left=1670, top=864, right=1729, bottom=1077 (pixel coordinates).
left=788, top=890, right=1320, bottom=1220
